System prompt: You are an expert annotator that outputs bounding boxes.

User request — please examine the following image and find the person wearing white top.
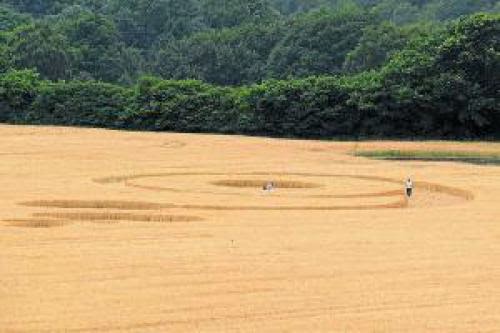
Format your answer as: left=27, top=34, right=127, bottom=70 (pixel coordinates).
left=263, top=181, right=275, bottom=192
left=405, top=177, right=413, bottom=198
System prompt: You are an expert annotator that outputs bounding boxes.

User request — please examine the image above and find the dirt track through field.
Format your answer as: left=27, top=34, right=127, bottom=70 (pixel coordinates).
left=1, top=125, right=499, bottom=332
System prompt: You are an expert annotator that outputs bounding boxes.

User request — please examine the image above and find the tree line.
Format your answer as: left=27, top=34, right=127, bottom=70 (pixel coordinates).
left=0, top=2, right=498, bottom=139
left=1, top=0, right=498, bottom=85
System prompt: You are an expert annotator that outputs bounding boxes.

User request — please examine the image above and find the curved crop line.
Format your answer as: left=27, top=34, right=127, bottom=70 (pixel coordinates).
left=20, top=197, right=408, bottom=211
left=106, top=172, right=405, bottom=198
left=210, top=179, right=322, bottom=189
left=33, top=212, right=204, bottom=223
left=160, top=140, right=187, bottom=149
left=20, top=173, right=473, bottom=212
left=20, top=200, right=168, bottom=210
left=2, top=218, right=71, bottom=228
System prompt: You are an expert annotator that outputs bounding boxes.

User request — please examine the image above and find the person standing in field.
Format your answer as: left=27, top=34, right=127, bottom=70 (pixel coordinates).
left=405, top=177, right=413, bottom=198
left=263, top=181, right=275, bottom=193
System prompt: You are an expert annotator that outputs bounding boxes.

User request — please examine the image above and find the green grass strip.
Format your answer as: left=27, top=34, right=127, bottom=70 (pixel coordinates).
left=354, top=150, right=500, bottom=165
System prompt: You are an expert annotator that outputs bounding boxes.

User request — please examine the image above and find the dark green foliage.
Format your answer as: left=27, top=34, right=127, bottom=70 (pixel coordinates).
left=370, top=0, right=499, bottom=24
left=0, top=0, right=82, bottom=16
left=55, top=11, right=143, bottom=83
left=266, top=8, right=372, bottom=79
left=0, top=3, right=498, bottom=140
left=0, top=4, right=31, bottom=31
left=8, top=23, right=75, bottom=81
left=154, top=7, right=374, bottom=85
left=0, top=71, right=130, bottom=126
left=28, top=80, right=130, bottom=126
left=201, top=0, right=280, bottom=29
left=126, top=77, right=244, bottom=132
left=343, top=22, right=437, bottom=72
left=155, top=22, right=286, bottom=85
left=0, top=69, right=40, bottom=122
left=104, top=0, right=204, bottom=48
left=372, top=13, right=500, bottom=138
left=2, top=0, right=497, bottom=85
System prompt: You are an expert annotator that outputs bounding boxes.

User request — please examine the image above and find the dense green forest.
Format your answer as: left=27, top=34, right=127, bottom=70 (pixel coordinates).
left=0, top=1, right=499, bottom=139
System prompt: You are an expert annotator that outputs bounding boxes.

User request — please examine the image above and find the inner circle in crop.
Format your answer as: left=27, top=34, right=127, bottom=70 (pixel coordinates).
left=210, top=179, right=322, bottom=189
left=118, top=172, right=403, bottom=201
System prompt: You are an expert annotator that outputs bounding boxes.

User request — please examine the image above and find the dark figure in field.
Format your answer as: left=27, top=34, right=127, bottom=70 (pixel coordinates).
left=405, top=177, right=413, bottom=198
left=263, top=181, right=275, bottom=192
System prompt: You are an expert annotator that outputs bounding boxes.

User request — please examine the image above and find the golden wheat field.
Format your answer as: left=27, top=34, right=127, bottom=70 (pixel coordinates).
left=1, top=124, right=500, bottom=332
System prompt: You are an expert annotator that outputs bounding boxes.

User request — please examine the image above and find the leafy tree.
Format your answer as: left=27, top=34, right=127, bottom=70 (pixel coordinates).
left=267, top=8, right=372, bottom=78
left=370, top=0, right=421, bottom=24
left=55, top=10, right=144, bottom=83
left=8, top=23, right=75, bottom=80
left=202, top=0, right=279, bottom=28
left=434, top=13, right=500, bottom=135
left=0, top=0, right=82, bottom=16
left=343, top=22, right=439, bottom=72
left=423, top=0, right=499, bottom=21
left=0, top=69, right=40, bottom=122
left=0, top=5, right=31, bottom=30
left=105, top=0, right=204, bottom=48
left=0, top=1, right=498, bottom=140
left=57, top=11, right=122, bottom=81
left=29, top=80, right=130, bottom=126
left=155, top=21, right=285, bottom=85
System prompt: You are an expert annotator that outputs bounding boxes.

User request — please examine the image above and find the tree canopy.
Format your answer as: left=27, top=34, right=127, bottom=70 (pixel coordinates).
left=0, top=1, right=498, bottom=139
